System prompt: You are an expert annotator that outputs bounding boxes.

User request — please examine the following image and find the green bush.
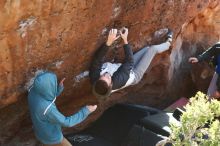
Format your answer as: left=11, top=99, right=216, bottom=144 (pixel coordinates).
left=156, top=92, right=220, bottom=146
left=159, top=92, right=220, bottom=146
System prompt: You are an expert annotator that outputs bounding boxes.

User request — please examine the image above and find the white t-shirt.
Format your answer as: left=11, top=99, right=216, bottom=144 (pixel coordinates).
left=100, top=62, right=135, bottom=93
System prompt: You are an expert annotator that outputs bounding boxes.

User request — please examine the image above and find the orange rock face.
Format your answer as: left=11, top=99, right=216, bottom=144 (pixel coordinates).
left=169, top=1, right=220, bottom=99
left=0, top=0, right=219, bottom=145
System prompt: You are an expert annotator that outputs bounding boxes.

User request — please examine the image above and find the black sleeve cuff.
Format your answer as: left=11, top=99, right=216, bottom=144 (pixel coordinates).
left=123, top=44, right=130, bottom=49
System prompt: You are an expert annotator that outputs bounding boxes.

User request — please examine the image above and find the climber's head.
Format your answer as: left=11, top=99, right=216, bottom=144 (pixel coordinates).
left=93, top=72, right=112, bottom=99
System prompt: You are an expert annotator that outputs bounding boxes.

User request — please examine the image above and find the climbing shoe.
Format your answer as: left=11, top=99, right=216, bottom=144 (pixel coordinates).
left=167, top=28, right=173, bottom=43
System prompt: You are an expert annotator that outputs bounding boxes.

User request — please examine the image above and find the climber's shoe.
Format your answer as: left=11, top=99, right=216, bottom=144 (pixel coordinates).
left=167, top=28, right=173, bottom=43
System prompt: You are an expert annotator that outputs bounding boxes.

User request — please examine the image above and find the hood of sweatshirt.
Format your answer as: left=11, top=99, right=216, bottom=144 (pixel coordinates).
left=32, top=72, right=58, bottom=101
left=29, top=72, right=63, bottom=115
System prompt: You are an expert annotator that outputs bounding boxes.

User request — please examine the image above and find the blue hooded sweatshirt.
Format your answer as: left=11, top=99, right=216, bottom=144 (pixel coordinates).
left=28, top=72, right=90, bottom=144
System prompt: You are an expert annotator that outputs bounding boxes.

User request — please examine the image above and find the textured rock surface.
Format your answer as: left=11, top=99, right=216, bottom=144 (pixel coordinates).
left=169, top=1, right=220, bottom=99
left=0, top=0, right=219, bottom=145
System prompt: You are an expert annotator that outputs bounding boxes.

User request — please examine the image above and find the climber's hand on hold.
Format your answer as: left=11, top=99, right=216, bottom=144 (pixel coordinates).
left=120, top=27, right=128, bottom=44
left=106, top=29, right=120, bottom=46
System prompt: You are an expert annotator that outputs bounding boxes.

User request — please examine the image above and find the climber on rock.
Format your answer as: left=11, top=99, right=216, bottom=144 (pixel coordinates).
left=89, top=27, right=173, bottom=99
left=189, top=41, right=220, bottom=99
left=28, top=72, right=97, bottom=146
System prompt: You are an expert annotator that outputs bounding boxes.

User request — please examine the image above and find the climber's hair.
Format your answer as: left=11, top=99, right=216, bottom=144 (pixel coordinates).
left=94, top=79, right=112, bottom=96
